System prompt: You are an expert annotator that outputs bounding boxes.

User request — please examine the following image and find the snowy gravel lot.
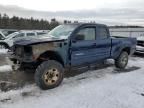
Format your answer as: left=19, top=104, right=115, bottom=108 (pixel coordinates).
left=0, top=49, right=144, bottom=108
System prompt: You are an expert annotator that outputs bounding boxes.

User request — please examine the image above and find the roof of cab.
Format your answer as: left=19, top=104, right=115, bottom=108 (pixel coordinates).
left=64, top=23, right=107, bottom=27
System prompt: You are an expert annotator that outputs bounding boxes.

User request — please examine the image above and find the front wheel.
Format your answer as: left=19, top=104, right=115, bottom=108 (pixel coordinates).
left=35, top=60, right=64, bottom=90
left=115, top=51, right=129, bottom=69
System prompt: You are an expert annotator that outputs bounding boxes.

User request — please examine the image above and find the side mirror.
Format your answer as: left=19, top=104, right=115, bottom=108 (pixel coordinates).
left=75, top=34, right=85, bottom=41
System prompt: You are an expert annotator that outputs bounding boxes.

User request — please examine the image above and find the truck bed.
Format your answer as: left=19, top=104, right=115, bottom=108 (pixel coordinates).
left=110, top=37, right=136, bottom=58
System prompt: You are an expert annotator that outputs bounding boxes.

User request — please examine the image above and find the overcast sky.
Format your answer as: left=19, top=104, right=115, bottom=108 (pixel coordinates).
left=0, top=0, right=143, bottom=11
left=0, top=0, right=144, bottom=25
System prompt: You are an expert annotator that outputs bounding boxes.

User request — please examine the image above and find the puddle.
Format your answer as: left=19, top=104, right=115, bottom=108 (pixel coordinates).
left=0, top=98, right=11, bottom=103
left=76, top=77, right=88, bottom=81
left=141, top=93, right=144, bottom=97
left=0, top=71, right=34, bottom=92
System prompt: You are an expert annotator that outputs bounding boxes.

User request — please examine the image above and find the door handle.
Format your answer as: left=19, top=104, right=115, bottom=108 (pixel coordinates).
left=92, top=43, right=97, bottom=46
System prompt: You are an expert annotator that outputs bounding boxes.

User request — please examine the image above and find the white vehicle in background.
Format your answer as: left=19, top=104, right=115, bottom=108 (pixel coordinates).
left=0, top=30, right=48, bottom=49
left=136, top=36, right=144, bottom=53
left=110, top=27, right=144, bottom=53
left=0, top=29, right=18, bottom=40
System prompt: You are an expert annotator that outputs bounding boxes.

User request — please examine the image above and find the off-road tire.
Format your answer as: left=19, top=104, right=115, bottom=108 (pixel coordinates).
left=115, top=51, right=129, bottom=69
left=35, top=60, right=64, bottom=90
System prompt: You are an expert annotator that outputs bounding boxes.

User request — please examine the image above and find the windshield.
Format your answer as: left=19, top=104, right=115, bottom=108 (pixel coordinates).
left=0, top=34, right=5, bottom=40
left=1, top=30, right=9, bottom=36
left=1, top=30, right=16, bottom=36
left=48, top=25, right=78, bottom=39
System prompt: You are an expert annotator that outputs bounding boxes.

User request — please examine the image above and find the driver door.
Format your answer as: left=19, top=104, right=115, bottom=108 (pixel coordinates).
left=70, top=26, right=97, bottom=66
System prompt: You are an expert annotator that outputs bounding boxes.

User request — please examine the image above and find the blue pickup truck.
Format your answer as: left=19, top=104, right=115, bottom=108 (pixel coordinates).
left=9, top=23, right=136, bottom=90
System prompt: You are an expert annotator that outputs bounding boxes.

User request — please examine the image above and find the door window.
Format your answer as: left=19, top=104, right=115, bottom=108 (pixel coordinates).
left=76, top=27, right=96, bottom=41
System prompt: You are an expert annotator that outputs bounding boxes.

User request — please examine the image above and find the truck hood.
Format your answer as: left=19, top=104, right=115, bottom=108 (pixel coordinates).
left=14, top=37, right=66, bottom=46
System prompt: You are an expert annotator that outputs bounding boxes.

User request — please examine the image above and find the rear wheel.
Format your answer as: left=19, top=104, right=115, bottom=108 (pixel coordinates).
left=35, top=60, right=64, bottom=90
left=115, top=51, right=129, bottom=69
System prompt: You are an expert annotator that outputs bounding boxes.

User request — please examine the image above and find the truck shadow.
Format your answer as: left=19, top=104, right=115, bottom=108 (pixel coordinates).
left=134, top=53, right=144, bottom=58
left=65, top=62, right=113, bottom=78
left=113, top=66, right=140, bottom=73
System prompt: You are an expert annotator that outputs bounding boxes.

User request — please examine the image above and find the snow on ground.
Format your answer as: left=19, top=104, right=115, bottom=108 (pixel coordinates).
left=0, top=65, right=12, bottom=72
left=0, top=49, right=12, bottom=72
left=0, top=56, right=144, bottom=108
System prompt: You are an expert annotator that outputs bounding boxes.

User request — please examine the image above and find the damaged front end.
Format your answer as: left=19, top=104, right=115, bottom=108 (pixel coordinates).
left=7, top=45, right=35, bottom=70
left=7, top=42, right=62, bottom=71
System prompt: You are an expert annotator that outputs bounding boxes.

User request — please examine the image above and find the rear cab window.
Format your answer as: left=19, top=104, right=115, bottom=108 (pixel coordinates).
left=97, top=26, right=109, bottom=39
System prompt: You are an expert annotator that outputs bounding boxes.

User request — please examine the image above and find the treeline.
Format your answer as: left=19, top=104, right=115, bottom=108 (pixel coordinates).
left=2, top=13, right=143, bottom=30
left=0, top=13, right=59, bottom=30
